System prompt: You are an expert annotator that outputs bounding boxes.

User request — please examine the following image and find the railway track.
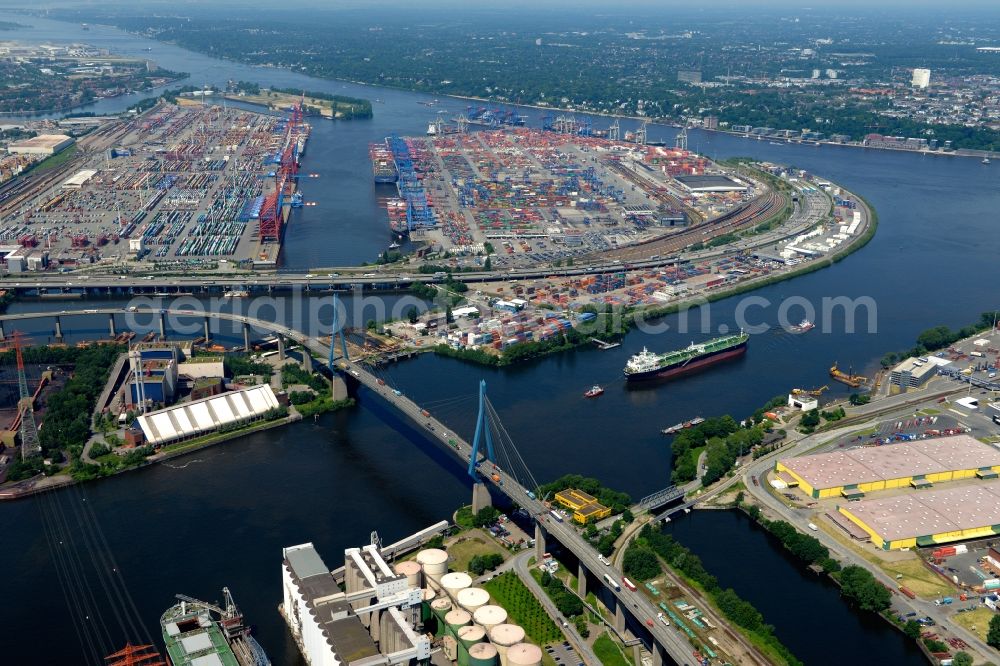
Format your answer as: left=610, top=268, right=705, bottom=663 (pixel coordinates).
left=602, top=189, right=784, bottom=262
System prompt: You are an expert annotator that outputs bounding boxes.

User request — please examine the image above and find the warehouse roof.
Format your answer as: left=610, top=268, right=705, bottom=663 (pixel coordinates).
left=8, top=134, right=73, bottom=150
left=841, top=480, right=1000, bottom=542
left=137, top=384, right=279, bottom=445
left=780, top=435, right=1000, bottom=490
left=674, top=174, right=748, bottom=192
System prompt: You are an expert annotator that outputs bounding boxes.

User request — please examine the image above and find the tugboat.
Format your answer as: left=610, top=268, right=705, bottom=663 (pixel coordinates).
left=388, top=241, right=401, bottom=250
left=584, top=385, right=605, bottom=398
left=790, top=319, right=815, bottom=333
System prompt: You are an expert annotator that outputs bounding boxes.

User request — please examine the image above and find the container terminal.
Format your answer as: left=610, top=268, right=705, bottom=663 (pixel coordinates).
left=370, top=127, right=757, bottom=263
left=0, top=101, right=308, bottom=273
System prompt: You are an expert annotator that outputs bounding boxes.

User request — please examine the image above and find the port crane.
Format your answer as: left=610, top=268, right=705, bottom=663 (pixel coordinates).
left=791, top=385, right=828, bottom=397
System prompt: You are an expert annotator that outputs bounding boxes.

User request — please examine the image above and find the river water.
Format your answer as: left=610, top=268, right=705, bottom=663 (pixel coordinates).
left=1, top=11, right=997, bottom=665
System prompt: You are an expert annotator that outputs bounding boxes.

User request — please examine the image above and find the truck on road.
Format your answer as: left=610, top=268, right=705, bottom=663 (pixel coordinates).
left=603, top=574, right=621, bottom=591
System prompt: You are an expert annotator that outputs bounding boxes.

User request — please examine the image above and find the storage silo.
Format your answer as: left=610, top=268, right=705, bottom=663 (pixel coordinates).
left=468, top=642, right=499, bottom=666
left=457, top=587, right=490, bottom=614
left=430, top=597, right=453, bottom=625
left=473, top=605, right=507, bottom=632
left=457, top=625, right=487, bottom=666
left=441, top=571, right=473, bottom=600
left=488, top=624, right=525, bottom=666
left=421, top=588, right=437, bottom=624
left=394, top=560, right=423, bottom=589
left=507, top=643, right=543, bottom=666
left=445, top=608, right=473, bottom=636
left=416, top=548, right=449, bottom=587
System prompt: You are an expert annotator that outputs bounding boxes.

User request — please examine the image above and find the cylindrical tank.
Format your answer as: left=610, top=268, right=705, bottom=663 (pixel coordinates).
left=445, top=608, right=472, bottom=635
left=489, top=624, right=525, bottom=666
left=430, top=597, right=453, bottom=625
left=458, top=624, right=486, bottom=648
left=421, top=588, right=437, bottom=623
left=457, top=587, right=490, bottom=614
left=441, top=571, right=473, bottom=600
left=394, top=560, right=423, bottom=589
left=507, top=643, right=543, bottom=666
left=473, top=605, right=507, bottom=631
left=469, top=642, right=499, bottom=666
left=416, top=548, right=449, bottom=586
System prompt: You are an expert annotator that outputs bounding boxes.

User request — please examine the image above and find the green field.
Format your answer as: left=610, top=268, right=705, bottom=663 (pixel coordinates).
left=593, top=633, right=633, bottom=666
left=482, top=572, right=561, bottom=645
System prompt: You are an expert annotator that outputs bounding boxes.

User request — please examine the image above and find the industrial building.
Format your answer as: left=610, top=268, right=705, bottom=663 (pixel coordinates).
left=912, top=68, right=931, bottom=89
left=888, top=356, right=942, bottom=393
left=281, top=539, right=546, bottom=666
left=837, top=479, right=1000, bottom=550
left=775, top=435, right=1000, bottom=499
left=128, top=344, right=180, bottom=406
left=6, top=134, right=74, bottom=156
left=554, top=488, right=612, bottom=524
left=674, top=174, right=748, bottom=193
left=135, top=384, right=280, bottom=447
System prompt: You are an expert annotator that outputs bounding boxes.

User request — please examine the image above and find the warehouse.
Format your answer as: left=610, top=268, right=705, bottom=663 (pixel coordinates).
left=554, top=488, right=612, bottom=523
left=7, top=134, right=74, bottom=156
left=775, top=435, right=1000, bottom=499
left=136, top=384, right=281, bottom=446
left=674, top=174, right=748, bottom=193
left=838, top=480, right=1000, bottom=550
left=888, top=356, right=942, bottom=394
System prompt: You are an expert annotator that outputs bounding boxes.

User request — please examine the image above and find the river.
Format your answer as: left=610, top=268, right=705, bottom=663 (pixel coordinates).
left=1, top=11, right=998, bottom=665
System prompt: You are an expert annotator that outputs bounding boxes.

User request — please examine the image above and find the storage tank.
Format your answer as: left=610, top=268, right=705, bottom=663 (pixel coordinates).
left=507, top=643, right=543, bottom=666
left=445, top=608, right=472, bottom=635
left=416, top=548, right=449, bottom=586
left=394, top=560, right=423, bottom=589
left=421, top=588, right=437, bottom=623
left=457, top=587, right=490, bottom=614
left=457, top=625, right=487, bottom=666
left=468, top=642, right=499, bottom=666
left=430, top=597, right=453, bottom=625
left=441, top=571, right=473, bottom=600
left=473, top=605, right=507, bottom=631
left=489, top=624, right=525, bottom=666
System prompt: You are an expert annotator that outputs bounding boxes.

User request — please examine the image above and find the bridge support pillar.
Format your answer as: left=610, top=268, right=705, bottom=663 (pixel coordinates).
left=651, top=643, right=665, bottom=666
left=301, top=348, right=312, bottom=372
left=54, top=316, right=63, bottom=340
left=158, top=312, right=166, bottom=340
left=614, top=601, right=625, bottom=633
left=331, top=373, right=348, bottom=401
left=632, top=643, right=642, bottom=666
left=577, top=561, right=587, bottom=597
left=109, top=314, right=116, bottom=338
left=203, top=317, right=210, bottom=342
left=471, top=482, right=492, bottom=514
left=534, top=523, right=545, bottom=563
left=243, top=323, right=251, bottom=352
left=0, top=321, right=5, bottom=341
left=277, top=335, right=285, bottom=361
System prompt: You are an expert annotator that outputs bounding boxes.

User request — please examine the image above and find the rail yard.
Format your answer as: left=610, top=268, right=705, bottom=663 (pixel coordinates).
left=0, top=101, right=307, bottom=272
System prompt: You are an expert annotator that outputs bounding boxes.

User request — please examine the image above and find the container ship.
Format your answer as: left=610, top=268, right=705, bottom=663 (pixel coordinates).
left=369, top=142, right=398, bottom=183
left=161, top=588, right=270, bottom=666
left=624, top=331, right=749, bottom=381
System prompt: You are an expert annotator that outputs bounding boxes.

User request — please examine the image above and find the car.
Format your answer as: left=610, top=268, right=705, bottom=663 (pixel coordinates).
left=350, top=370, right=360, bottom=377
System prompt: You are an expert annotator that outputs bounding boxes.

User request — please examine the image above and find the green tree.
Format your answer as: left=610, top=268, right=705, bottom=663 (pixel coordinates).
left=838, top=565, right=891, bottom=613
left=484, top=256, right=492, bottom=271
left=407, top=306, right=419, bottom=324
left=988, top=614, right=1000, bottom=650
left=952, top=652, right=973, bottom=666
left=622, top=544, right=661, bottom=581
left=903, top=620, right=921, bottom=640
left=800, top=409, right=821, bottom=428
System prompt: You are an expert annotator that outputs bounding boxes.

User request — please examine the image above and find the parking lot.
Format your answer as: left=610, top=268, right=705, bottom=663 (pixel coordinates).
left=544, top=639, right=583, bottom=666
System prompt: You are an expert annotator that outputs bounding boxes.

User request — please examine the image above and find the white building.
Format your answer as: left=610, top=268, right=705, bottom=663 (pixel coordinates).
left=7, top=134, right=74, bottom=156
left=135, top=384, right=280, bottom=446
left=912, top=68, right=931, bottom=89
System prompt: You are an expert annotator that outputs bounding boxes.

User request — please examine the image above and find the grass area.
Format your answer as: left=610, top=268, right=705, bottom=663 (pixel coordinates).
left=593, top=633, right=633, bottom=666
left=455, top=505, right=475, bottom=529
left=817, top=520, right=953, bottom=598
left=918, top=408, right=941, bottom=415
left=951, top=607, right=994, bottom=642
left=446, top=532, right=507, bottom=572
left=157, top=416, right=292, bottom=456
left=32, top=144, right=78, bottom=173
left=483, top=572, right=562, bottom=645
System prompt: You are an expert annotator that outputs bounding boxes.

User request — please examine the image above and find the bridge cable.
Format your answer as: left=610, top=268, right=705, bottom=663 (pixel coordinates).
left=484, top=398, right=540, bottom=493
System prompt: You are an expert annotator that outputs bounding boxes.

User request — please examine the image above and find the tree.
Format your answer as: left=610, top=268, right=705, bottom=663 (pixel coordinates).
left=622, top=545, right=661, bottom=581
left=952, top=652, right=973, bottom=666
left=988, top=614, right=1000, bottom=650
left=446, top=305, right=454, bottom=324
left=838, top=565, right=891, bottom=613
left=484, top=256, right=492, bottom=271
left=407, top=306, right=419, bottom=324
left=903, top=620, right=921, bottom=640
left=800, top=409, right=820, bottom=428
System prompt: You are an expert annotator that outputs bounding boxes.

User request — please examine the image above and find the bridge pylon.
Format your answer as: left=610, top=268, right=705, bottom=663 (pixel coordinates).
left=329, top=293, right=349, bottom=368
left=468, top=379, right=496, bottom=478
